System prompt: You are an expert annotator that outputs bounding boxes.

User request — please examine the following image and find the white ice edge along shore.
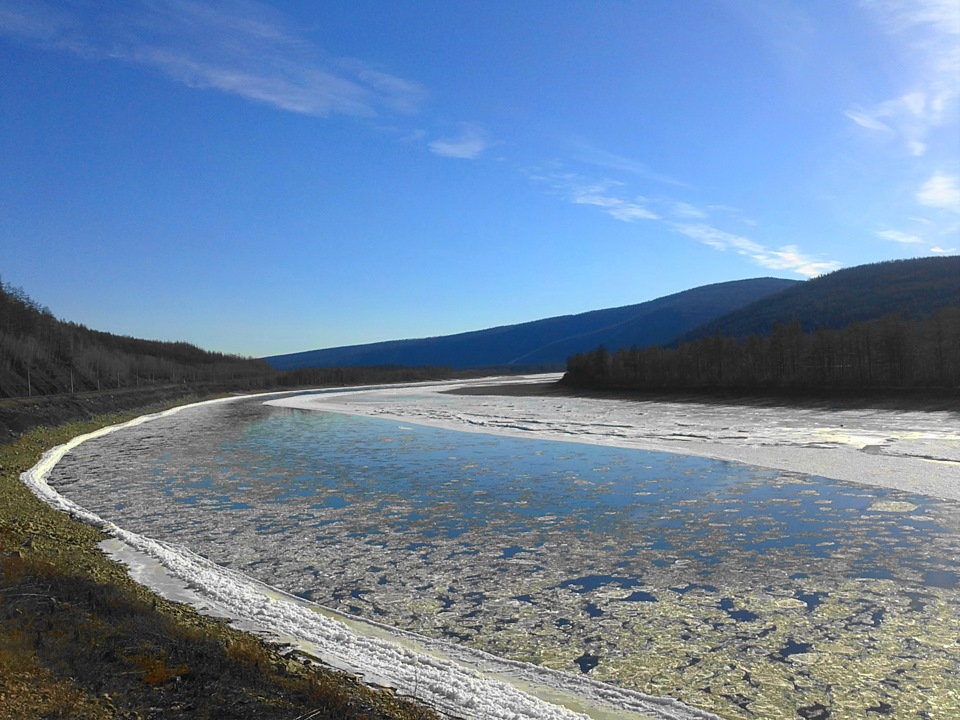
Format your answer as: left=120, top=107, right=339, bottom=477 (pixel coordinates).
left=19, top=388, right=722, bottom=720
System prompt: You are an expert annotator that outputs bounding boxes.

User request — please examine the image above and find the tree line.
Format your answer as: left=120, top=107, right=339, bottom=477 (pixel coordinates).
left=564, top=308, right=960, bottom=391
left=272, top=365, right=455, bottom=388
left=0, top=278, right=453, bottom=398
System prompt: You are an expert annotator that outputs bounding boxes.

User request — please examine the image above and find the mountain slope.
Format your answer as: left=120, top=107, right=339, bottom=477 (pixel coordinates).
left=675, top=256, right=960, bottom=344
left=0, top=279, right=272, bottom=398
left=264, top=277, right=798, bottom=371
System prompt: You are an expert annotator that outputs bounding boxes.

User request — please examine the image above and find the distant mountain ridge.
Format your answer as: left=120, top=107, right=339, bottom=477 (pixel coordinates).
left=676, top=256, right=960, bottom=344
left=263, top=277, right=798, bottom=371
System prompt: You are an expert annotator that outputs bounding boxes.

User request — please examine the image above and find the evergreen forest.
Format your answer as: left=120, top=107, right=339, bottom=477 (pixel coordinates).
left=566, top=309, right=960, bottom=391
left=565, top=258, right=960, bottom=392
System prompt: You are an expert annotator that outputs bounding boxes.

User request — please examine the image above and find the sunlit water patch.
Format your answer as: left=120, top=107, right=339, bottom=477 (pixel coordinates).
left=50, top=398, right=960, bottom=719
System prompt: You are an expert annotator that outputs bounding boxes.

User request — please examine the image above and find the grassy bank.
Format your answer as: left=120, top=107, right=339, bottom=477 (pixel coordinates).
left=0, top=401, right=441, bottom=720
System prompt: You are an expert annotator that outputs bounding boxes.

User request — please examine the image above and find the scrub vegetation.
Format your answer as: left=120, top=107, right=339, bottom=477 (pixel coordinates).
left=0, top=408, right=441, bottom=720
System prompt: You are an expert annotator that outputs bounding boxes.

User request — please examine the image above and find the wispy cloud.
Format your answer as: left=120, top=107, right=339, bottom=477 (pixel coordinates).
left=673, top=224, right=764, bottom=253
left=917, top=172, right=960, bottom=210
left=353, top=67, right=430, bottom=115
left=755, top=246, right=843, bottom=277
left=570, top=182, right=658, bottom=221
left=845, top=107, right=896, bottom=133
left=0, top=0, right=429, bottom=118
left=931, top=246, right=959, bottom=253
left=565, top=139, right=688, bottom=187
left=878, top=229, right=924, bottom=244
left=428, top=123, right=488, bottom=159
left=530, top=173, right=659, bottom=222
left=674, top=223, right=841, bottom=278
left=670, top=201, right=708, bottom=220
left=845, top=92, right=931, bottom=155
left=849, top=0, right=960, bottom=155
left=532, top=167, right=839, bottom=277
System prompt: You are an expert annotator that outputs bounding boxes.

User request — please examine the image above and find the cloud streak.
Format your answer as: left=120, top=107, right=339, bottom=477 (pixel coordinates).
left=570, top=182, right=658, bottom=221
left=566, top=140, right=688, bottom=187
left=878, top=229, right=923, bottom=244
left=0, top=0, right=429, bottom=118
left=917, top=172, right=960, bottom=211
left=674, top=224, right=841, bottom=278
left=848, top=0, right=960, bottom=155
left=530, top=173, right=659, bottom=222
left=428, top=123, right=488, bottom=159
left=845, top=92, right=932, bottom=155
left=532, top=169, right=839, bottom=278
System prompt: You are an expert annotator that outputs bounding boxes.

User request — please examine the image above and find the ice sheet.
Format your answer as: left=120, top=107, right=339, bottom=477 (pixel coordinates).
left=21, top=390, right=720, bottom=720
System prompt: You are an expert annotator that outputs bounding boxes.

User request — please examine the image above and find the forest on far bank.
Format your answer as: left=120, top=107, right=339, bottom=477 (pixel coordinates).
left=564, top=308, right=960, bottom=391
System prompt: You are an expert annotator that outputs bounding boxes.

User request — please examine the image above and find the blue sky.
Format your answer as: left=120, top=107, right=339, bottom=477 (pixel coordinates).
left=1, top=1, right=958, bottom=357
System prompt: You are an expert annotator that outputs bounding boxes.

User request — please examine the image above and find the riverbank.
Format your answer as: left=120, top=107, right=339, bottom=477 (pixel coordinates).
left=0, top=383, right=262, bottom=440
left=0, top=394, right=440, bottom=720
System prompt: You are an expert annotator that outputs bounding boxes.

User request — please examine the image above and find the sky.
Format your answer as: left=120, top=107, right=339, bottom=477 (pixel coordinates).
left=1, top=1, right=958, bottom=358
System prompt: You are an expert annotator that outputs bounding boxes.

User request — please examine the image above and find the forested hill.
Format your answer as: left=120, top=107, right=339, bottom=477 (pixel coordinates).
left=264, top=277, right=797, bottom=371
left=0, top=279, right=273, bottom=398
left=564, top=256, right=960, bottom=392
left=675, top=256, right=960, bottom=344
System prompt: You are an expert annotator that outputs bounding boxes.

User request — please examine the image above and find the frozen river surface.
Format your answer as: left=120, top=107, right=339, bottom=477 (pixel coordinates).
left=43, top=377, right=960, bottom=719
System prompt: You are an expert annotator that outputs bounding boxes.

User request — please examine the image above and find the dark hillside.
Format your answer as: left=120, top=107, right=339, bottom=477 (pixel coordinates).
left=508, top=277, right=798, bottom=366
left=675, top=256, right=960, bottom=344
left=0, top=279, right=273, bottom=398
left=566, top=306, right=960, bottom=391
left=565, top=257, right=960, bottom=393
left=265, top=277, right=797, bottom=371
